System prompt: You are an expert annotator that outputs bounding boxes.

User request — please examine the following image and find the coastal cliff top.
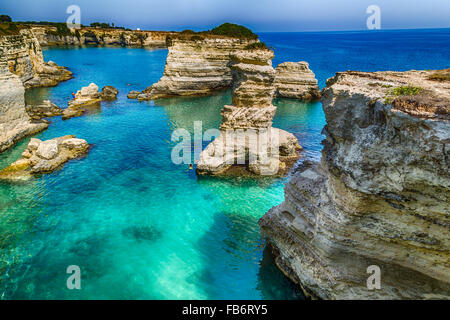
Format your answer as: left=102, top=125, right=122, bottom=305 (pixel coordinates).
left=324, top=69, right=450, bottom=120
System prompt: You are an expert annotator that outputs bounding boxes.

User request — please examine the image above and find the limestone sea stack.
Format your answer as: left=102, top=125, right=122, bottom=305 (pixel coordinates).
left=133, top=36, right=258, bottom=101
left=62, top=83, right=118, bottom=120
left=0, top=28, right=72, bottom=88
left=259, top=69, right=450, bottom=299
left=0, top=61, right=48, bottom=153
left=274, top=62, right=320, bottom=101
left=196, top=49, right=302, bottom=176
left=0, top=135, right=89, bottom=181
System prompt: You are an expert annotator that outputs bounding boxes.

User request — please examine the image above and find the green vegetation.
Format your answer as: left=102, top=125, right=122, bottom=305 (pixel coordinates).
left=0, top=15, right=12, bottom=23
left=0, top=22, right=19, bottom=35
left=190, top=35, right=204, bottom=41
left=181, top=29, right=195, bottom=34
left=210, top=23, right=258, bottom=39
left=244, top=42, right=268, bottom=50
left=384, top=85, right=423, bottom=104
left=45, top=22, right=72, bottom=36
left=428, top=70, right=450, bottom=82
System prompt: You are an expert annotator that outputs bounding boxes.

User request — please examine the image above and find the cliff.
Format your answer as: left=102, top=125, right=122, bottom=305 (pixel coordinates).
left=30, top=26, right=175, bottom=48
left=274, top=61, right=320, bottom=101
left=134, top=36, right=258, bottom=100
left=196, top=49, right=301, bottom=176
left=0, top=27, right=72, bottom=88
left=259, top=69, right=450, bottom=299
left=0, top=61, right=48, bottom=153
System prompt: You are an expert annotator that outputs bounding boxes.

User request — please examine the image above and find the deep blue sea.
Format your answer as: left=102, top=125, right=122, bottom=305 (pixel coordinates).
left=0, top=29, right=449, bottom=299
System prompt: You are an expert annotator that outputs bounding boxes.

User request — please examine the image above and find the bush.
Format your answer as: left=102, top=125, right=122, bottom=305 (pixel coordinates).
left=244, top=42, right=268, bottom=50
left=392, top=85, right=423, bottom=96
left=181, top=29, right=195, bottom=34
left=428, top=70, right=450, bottom=82
left=0, top=22, right=19, bottom=35
left=190, top=35, right=204, bottom=41
left=0, top=15, right=12, bottom=23
left=210, top=23, right=257, bottom=39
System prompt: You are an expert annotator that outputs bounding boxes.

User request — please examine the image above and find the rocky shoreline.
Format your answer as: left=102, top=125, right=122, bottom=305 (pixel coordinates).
left=259, top=69, right=450, bottom=299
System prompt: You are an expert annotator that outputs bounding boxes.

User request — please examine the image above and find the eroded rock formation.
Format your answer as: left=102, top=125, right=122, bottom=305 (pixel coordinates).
left=25, top=100, right=62, bottom=120
left=0, top=28, right=72, bottom=88
left=259, top=70, right=450, bottom=299
left=132, top=36, right=257, bottom=101
left=196, top=49, right=301, bottom=176
left=62, top=83, right=118, bottom=120
left=30, top=26, right=174, bottom=48
left=0, top=61, right=48, bottom=153
left=274, top=61, right=320, bottom=101
left=0, top=135, right=89, bottom=181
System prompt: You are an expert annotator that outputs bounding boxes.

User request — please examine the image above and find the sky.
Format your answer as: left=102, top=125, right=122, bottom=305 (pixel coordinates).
left=2, top=0, right=450, bottom=32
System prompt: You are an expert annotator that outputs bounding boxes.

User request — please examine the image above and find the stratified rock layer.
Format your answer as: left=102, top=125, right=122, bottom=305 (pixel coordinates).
left=0, top=61, right=48, bottom=153
left=259, top=70, right=450, bottom=299
left=197, top=49, right=301, bottom=176
left=274, top=62, right=320, bottom=101
left=0, top=135, right=89, bottom=181
left=135, top=37, right=257, bottom=100
left=25, top=100, right=62, bottom=120
left=62, top=83, right=118, bottom=120
left=0, top=28, right=72, bottom=88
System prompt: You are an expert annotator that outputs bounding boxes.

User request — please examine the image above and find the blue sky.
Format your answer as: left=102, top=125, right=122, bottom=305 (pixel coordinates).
left=2, top=0, right=450, bottom=31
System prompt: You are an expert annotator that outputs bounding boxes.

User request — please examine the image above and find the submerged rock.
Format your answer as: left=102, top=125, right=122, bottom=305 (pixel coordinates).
left=25, top=100, right=63, bottom=120
left=0, top=135, right=89, bottom=181
left=259, top=69, right=450, bottom=299
left=274, top=62, right=320, bottom=101
left=197, top=49, right=301, bottom=176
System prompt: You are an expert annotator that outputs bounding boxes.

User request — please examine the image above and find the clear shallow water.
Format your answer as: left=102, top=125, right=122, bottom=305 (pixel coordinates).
left=1, top=29, right=449, bottom=299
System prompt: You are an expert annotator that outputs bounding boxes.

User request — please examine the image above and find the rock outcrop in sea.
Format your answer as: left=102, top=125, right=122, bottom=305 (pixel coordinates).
left=0, top=60, right=49, bottom=153
left=196, top=49, right=301, bottom=176
left=62, top=83, right=118, bottom=120
left=259, top=69, right=450, bottom=299
left=274, top=61, right=320, bottom=101
left=0, top=28, right=72, bottom=88
left=0, top=135, right=89, bottom=181
left=25, top=100, right=63, bottom=120
left=131, top=36, right=258, bottom=101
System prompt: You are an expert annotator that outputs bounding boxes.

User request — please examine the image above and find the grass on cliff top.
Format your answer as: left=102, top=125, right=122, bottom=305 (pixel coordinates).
left=244, top=42, right=269, bottom=50
left=210, top=23, right=258, bottom=39
left=384, top=85, right=423, bottom=104
left=0, top=22, right=20, bottom=35
left=428, top=69, right=450, bottom=82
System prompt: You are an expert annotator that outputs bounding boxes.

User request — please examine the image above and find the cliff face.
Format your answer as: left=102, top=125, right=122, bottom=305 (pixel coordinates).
left=31, top=26, right=174, bottom=48
left=274, top=62, right=320, bottom=101
left=259, top=70, right=450, bottom=299
left=136, top=37, right=257, bottom=100
left=196, top=49, right=301, bottom=176
left=0, top=28, right=72, bottom=88
left=0, top=61, right=48, bottom=153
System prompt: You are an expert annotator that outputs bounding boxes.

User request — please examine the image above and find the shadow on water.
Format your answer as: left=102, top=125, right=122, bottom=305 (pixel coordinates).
left=195, top=209, right=304, bottom=300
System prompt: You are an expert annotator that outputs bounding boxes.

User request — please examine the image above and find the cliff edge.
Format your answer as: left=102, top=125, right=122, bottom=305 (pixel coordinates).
left=259, top=69, right=450, bottom=299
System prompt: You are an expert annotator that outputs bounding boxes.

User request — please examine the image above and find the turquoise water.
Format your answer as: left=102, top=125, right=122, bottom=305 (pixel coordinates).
left=0, top=46, right=324, bottom=299
left=1, top=29, right=449, bottom=300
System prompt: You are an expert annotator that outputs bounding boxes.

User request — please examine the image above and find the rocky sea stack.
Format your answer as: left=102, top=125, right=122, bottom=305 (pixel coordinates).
left=196, top=49, right=302, bottom=176
left=0, top=27, right=72, bottom=88
left=0, top=135, right=89, bottom=181
left=259, top=69, right=450, bottom=299
left=274, top=61, right=320, bottom=101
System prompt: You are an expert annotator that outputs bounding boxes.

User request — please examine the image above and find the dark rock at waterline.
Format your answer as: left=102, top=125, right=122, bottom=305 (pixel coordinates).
left=122, top=226, right=162, bottom=242
left=100, top=86, right=119, bottom=101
